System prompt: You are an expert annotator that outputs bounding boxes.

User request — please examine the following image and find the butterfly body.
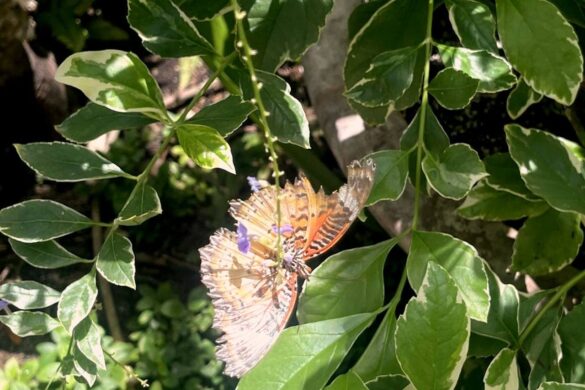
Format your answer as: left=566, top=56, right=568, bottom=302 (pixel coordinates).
left=199, top=159, right=375, bottom=377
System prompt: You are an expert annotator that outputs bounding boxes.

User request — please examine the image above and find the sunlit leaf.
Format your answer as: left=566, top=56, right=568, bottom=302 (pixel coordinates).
left=0, top=312, right=60, bottom=337
left=96, top=232, right=136, bottom=289
left=446, top=0, right=498, bottom=52
left=55, top=50, right=166, bottom=116
left=57, top=269, right=98, bottom=334
left=177, top=124, right=235, bottom=173
left=127, top=0, right=215, bottom=58
left=298, top=239, right=396, bottom=323
left=497, top=0, right=583, bottom=104
left=366, top=149, right=409, bottom=206
left=438, top=45, right=517, bottom=93
left=0, top=200, right=94, bottom=243
left=0, top=281, right=60, bottom=310
left=484, top=348, right=519, bottom=390
left=407, top=230, right=489, bottom=322
left=396, top=262, right=470, bottom=390
left=238, top=313, right=376, bottom=389
left=505, top=124, right=585, bottom=214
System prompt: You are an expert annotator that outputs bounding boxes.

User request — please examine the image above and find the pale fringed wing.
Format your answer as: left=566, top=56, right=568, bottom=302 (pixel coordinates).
left=302, top=158, right=376, bottom=259
left=199, top=228, right=297, bottom=377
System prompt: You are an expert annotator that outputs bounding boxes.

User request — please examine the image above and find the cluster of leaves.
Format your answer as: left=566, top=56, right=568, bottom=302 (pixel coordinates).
left=0, top=0, right=584, bottom=389
left=0, top=318, right=135, bottom=389
left=128, top=283, right=230, bottom=389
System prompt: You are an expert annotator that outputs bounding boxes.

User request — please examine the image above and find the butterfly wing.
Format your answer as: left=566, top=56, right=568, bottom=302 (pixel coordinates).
left=199, top=228, right=297, bottom=377
left=302, top=158, right=376, bottom=259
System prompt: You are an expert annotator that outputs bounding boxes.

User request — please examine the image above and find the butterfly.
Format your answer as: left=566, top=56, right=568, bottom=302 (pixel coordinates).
left=199, top=158, right=375, bottom=377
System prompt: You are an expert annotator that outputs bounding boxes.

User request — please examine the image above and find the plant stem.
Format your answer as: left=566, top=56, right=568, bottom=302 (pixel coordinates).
left=231, top=0, right=285, bottom=260
left=516, top=268, right=585, bottom=348
left=412, top=0, right=435, bottom=231
left=176, top=52, right=237, bottom=124
left=104, top=349, right=149, bottom=388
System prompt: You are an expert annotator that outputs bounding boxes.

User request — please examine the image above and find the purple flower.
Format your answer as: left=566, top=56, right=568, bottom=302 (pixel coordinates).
left=247, top=176, right=263, bottom=192
left=237, top=222, right=251, bottom=254
left=0, top=300, right=8, bottom=311
left=272, top=224, right=294, bottom=235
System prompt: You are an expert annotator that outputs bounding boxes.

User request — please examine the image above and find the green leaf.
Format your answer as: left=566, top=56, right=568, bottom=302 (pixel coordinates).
left=57, top=269, right=98, bottom=334
left=176, top=124, right=235, bottom=173
left=297, top=239, right=396, bottom=323
left=400, top=106, right=450, bottom=157
left=0, top=200, right=94, bottom=243
left=422, top=143, right=487, bottom=200
left=365, top=375, right=410, bottom=390
left=446, top=0, right=498, bottom=52
left=185, top=96, right=256, bottom=136
left=438, top=45, right=517, bottom=92
left=471, top=268, right=519, bottom=344
left=238, top=313, right=376, bottom=390
left=241, top=0, right=334, bottom=72
left=127, top=0, right=215, bottom=58
left=484, top=348, right=519, bottom=390
left=458, top=182, right=548, bottom=221
left=353, top=308, right=403, bottom=381
left=511, top=208, right=583, bottom=275
left=396, top=262, right=470, bottom=390
left=9, top=239, right=92, bottom=269
left=15, top=142, right=131, bottom=182
left=505, top=124, right=585, bottom=214
left=519, top=292, right=563, bottom=389
left=96, top=232, right=136, bottom=289
left=428, top=68, right=479, bottom=110
left=74, top=317, right=106, bottom=370
left=175, top=0, right=229, bottom=20
left=345, top=0, right=429, bottom=119
left=539, top=384, right=585, bottom=390
left=325, top=371, right=367, bottom=390
left=56, top=102, right=156, bottom=143
left=558, top=301, right=585, bottom=383
left=73, top=344, right=97, bottom=386
left=0, top=312, right=60, bottom=337
left=365, top=149, right=409, bottom=206
left=407, top=230, right=490, bottom=322
left=345, top=46, right=418, bottom=107
left=241, top=70, right=310, bottom=148
left=547, top=0, right=585, bottom=27
left=0, top=281, right=60, bottom=310
left=496, top=0, right=583, bottom=105
left=506, top=78, right=543, bottom=120
left=117, top=182, right=162, bottom=226
left=484, top=152, right=540, bottom=201
left=55, top=50, right=166, bottom=116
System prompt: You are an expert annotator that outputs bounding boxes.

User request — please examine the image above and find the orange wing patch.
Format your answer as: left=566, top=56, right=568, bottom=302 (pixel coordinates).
left=199, top=158, right=375, bottom=377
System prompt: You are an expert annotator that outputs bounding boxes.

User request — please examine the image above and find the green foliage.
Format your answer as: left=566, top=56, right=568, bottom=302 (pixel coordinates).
left=2, top=0, right=585, bottom=389
left=129, top=283, right=228, bottom=389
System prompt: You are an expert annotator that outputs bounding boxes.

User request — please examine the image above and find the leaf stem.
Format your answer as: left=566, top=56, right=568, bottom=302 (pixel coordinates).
left=412, top=0, right=435, bottom=231
left=231, top=0, right=285, bottom=261
left=516, top=268, right=585, bottom=348
left=104, top=349, right=149, bottom=388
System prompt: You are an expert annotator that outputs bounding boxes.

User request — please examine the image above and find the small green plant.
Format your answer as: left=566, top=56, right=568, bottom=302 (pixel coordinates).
left=0, top=321, right=135, bottom=389
left=129, top=283, right=230, bottom=389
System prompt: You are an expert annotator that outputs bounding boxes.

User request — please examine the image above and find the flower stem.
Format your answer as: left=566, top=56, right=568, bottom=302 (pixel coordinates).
left=231, top=0, right=284, bottom=260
